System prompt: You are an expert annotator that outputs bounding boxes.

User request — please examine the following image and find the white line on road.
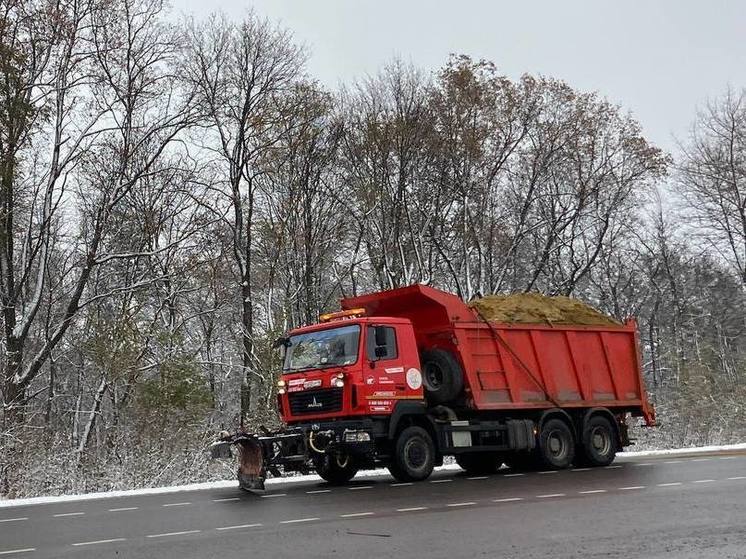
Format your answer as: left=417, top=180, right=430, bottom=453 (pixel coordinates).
left=216, top=523, right=263, bottom=531
left=691, top=458, right=711, bottom=462
left=446, top=502, right=476, bottom=507
left=664, top=460, right=682, bottom=464
left=536, top=493, right=565, bottom=498
left=430, top=479, right=452, bottom=483
left=719, top=456, right=737, bottom=460
left=53, top=512, right=85, bottom=517
left=571, top=468, right=591, bottom=472
left=280, top=517, right=319, bottom=524
left=147, top=530, right=201, bottom=538
left=306, top=489, right=331, bottom=494
left=162, top=502, right=190, bottom=507
left=727, top=476, right=746, bottom=480
left=657, top=482, right=682, bottom=487
left=108, top=507, right=138, bottom=512
left=0, top=549, right=35, bottom=556
left=619, top=486, right=646, bottom=490
left=72, top=538, right=127, bottom=547
left=504, top=473, right=524, bottom=477
left=466, top=476, right=488, bottom=480
left=212, top=498, right=240, bottom=502
left=492, top=497, right=523, bottom=502
left=579, top=490, right=607, bottom=494
left=390, top=482, right=413, bottom=487
left=537, top=471, right=558, bottom=475
left=349, top=486, right=373, bottom=490
left=693, top=479, right=716, bottom=484
left=341, top=512, right=375, bottom=518
left=604, top=465, right=622, bottom=469
left=0, top=518, right=27, bottom=523
left=634, top=463, right=653, bottom=467
left=261, top=493, right=287, bottom=498
left=397, top=507, right=428, bottom=512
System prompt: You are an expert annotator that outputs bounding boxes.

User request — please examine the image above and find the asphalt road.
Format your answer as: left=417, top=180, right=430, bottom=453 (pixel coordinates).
left=2, top=450, right=745, bottom=559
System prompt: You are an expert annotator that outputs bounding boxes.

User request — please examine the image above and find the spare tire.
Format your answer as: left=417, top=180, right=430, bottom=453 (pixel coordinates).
left=420, top=349, right=464, bottom=404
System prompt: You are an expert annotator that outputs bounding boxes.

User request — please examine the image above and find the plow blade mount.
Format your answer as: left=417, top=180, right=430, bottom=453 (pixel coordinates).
left=210, top=430, right=307, bottom=491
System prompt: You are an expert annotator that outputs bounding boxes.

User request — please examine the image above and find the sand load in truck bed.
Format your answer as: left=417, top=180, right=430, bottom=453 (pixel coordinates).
left=469, top=293, right=621, bottom=326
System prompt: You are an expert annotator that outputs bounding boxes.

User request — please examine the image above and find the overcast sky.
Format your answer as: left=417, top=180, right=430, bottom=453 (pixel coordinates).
left=174, top=0, right=746, bottom=155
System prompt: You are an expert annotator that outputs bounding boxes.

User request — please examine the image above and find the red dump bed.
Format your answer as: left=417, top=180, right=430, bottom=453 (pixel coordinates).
left=342, top=284, right=655, bottom=425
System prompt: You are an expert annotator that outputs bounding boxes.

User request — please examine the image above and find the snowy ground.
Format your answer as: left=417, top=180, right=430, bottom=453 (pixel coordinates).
left=2, top=442, right=744, bottom=509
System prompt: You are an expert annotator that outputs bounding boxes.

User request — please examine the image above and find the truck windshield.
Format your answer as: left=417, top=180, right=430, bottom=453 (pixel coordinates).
left=283, top=324, right=360, bottom=372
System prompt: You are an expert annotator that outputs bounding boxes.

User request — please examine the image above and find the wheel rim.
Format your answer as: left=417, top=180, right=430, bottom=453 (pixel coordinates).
left=424, top=363, right=443, bottom=390
left=547, top=429, right=568, bottom=460
left=590, top=426, right=611, bottom=456
left=404, top=437, right=428, bottom=471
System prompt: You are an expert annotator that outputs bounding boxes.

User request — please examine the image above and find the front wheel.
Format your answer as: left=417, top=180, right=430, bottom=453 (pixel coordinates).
left=313, top=453, right=358, bottom=485
left=388, top=426, right=435, bottom=482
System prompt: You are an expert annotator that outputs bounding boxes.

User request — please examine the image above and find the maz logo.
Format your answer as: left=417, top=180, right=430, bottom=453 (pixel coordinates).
left=307, top=397, right=323, bottom=409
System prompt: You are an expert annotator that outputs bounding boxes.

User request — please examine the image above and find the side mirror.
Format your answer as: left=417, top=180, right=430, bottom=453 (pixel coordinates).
left=272, top=336, right=290, bottom=349
left=374, top=326, right=387, bottom=347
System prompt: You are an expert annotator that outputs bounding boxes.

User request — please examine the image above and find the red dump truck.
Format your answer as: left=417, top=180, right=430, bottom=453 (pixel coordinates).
left=212, top=284, right=655, bottom=489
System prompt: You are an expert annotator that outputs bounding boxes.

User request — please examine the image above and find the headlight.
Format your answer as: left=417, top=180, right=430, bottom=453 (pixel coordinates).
left=344, top=430, right=371, bottom=442
left=278, top=387, right=286, bottom=395
left=277, top=379, right=286, bottom=388
left=332, top=378, right=344, bottom=388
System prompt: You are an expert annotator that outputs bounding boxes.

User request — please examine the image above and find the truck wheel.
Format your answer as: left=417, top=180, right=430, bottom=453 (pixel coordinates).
left=313, top=453, right=358, bottom=485
left=420, top=349, right=464, bottom=404
left=538, top=418, right=575, bottom=469
left=389, top=426, right=435, bottom=482
left=578, top=415, right=617, bottom=467
left=455, top=452, right=502, bottom=475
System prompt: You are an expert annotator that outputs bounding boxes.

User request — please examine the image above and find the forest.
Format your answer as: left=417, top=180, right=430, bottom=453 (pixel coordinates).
left=1, top=0, right=744, bottom=498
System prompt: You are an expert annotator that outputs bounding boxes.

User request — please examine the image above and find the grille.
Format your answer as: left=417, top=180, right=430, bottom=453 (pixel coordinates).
left=288, top=388, right=343, bottom=415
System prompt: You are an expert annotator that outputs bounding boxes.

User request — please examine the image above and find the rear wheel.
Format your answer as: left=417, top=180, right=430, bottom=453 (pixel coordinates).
left=388, top=426, right=435, bottom=482
left=420, top=349, right=464, bottom=405
left=537, top=418, right=575, bottom=469
left=313, top=453, right=358, bottom=485
left=578, top=415, right=617, bottom=467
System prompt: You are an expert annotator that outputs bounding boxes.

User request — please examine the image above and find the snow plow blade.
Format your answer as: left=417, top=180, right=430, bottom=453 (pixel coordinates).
left=210, top=429, right=308, bottom=491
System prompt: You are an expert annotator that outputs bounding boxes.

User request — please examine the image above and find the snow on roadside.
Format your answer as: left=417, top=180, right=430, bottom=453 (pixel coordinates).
left=1, top=442, right=744, bottom=509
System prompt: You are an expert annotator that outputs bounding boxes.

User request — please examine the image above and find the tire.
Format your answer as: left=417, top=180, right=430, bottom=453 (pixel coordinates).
left=388, top=426, right=436, bottom=482
left=578, top=415, right=617, bottom=467
left=420, top=349, right=464, bottom=404
left=455, top=452, right=503, bottom=475
left=313, top=453, right=358, bottom=485
left=537, top=418, right=575, bottom=469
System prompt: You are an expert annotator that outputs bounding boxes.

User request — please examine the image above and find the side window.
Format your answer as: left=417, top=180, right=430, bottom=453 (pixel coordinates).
left=366, top=326, right=398, bottom=361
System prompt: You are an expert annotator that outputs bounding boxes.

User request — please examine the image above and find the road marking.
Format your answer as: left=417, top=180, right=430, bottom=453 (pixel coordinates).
left=492, top=497, right=523, bottom=503
left=0, top=549, right=35, bottom=556
left=108, top=507, right=138, bottom=512
left=213, top=497, right=240, bottom=502
left=619, top=486, right=646, bottom=490
left=349, top=486, right=373, bottom=490
left=536, top=493, right=565, bottom=498
left=0, top=518, right=27, bottom=523
left=280, top=517, right=319, bottom=524
left=693, top=479, right=716, bottom=484
left=72, top=538, right=127, bottom=547
left=691, top=458, right=710, bottom=462
left=467, top=476, right=488, bottom=480
left=216, top=523, right=263, bottom=531
left=307, top=489, right=331, bottom=494
left=727, top=476, right=746, bottom=480
left=147, top=530, right=201, bottom=538
left=504, top=473, right=524, bottom=477
left=53, top=512, right=85, bottom=517
left=430, top=479, right=452, bottom=483
left=447, top=502, right=476, bottom=507
left=719, top=456, right=736, bottom=460
left=162, top=502, right=190, bottom=507
left=571, top=468, right=591, bottom=472
left=579, top=489, right=607, bottom=494
left=664, top=460, right=682, bottom=464
left=604, top=465, right=622, bottom=469
left=397, top=507, right=428, bottom=512
left=341, top=512, right=375, bottom=518
left=390, top=482, right=413, bottom=487
left=634, top=463, right=653, bottom=467
left=261, top=493, right=287, bottom=498
left=657, top=482, right=682, bottom=487
left=537, top=471, right=558, bottom=475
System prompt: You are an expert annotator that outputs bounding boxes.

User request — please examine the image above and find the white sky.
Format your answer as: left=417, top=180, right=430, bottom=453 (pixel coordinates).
left=173, top=0, right=746, bottom=155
